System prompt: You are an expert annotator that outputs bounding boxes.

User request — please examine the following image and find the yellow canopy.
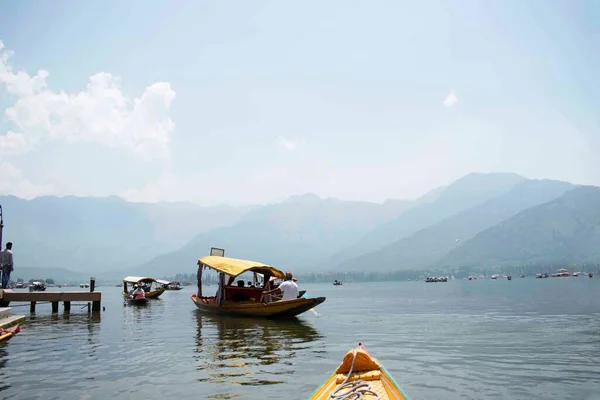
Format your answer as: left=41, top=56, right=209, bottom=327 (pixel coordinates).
left=198, top=256, right=286, bottom=279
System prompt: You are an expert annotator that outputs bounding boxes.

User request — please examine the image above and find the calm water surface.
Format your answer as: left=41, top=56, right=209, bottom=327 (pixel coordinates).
left=1, top=279, right=600, bottom=399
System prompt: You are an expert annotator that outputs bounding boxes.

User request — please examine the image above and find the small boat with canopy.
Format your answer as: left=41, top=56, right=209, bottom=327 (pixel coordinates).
left=191, top=247, right=325, bottom=318
left=122, top=276, right=166, bottom=299
left=156, top=279, right=183, bottom=291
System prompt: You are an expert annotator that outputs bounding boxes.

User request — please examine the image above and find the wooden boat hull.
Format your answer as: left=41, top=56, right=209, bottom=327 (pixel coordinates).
left=309, top=343, right=411, bottom=400
left=191, top=293, right=325, bottom=318
left=0, top=325, right=20, bottom=345
left=144, top=289, right=165, bottom=299
left=126, top=297, right=148, bottom=305
left=124, top=289, right=164, bottom=299
left=0, top=332, right=14, bottom=344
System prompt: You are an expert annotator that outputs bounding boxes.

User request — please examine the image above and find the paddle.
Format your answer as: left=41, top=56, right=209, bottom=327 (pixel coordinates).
left=301, top=292, right=321, bottom=317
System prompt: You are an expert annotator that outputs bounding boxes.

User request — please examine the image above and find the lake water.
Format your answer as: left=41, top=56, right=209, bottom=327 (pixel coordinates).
left=1, top=278, right=600, bottom=399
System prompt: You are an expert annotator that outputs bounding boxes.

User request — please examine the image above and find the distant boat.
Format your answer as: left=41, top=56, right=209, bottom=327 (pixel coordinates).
left=507, top=275, right=512, bottom=280
left=552, top=269, right=570, bottom=278
left=425, top=277, right=447, bottom=282
left=28, top=282, right=46, bottom=292
left=123, top=277, right=165, bottom=299
left=333, top=280, right=343, bottom=286
left=157, top=279, right=183, bottom=291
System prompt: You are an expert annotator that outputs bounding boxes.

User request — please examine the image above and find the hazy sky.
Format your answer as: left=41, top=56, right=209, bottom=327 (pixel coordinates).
left=0, top=1, right=598, bottom=205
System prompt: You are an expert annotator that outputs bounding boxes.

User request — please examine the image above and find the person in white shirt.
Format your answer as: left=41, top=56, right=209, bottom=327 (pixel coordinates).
left=262, top=271, right=299, bottom=302
left=0, top=242, right=14, bottom=289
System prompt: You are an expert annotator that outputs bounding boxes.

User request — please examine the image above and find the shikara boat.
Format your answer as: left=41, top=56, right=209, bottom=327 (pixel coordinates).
left=191, top=252, right=325, bottom=318
left=309, top=342, right=411, bottom=400
left=122, top=276, right=165, bottom=299
left=156, top=279, right=183, bottom=291
left=0, top=324, right=20, bottom=345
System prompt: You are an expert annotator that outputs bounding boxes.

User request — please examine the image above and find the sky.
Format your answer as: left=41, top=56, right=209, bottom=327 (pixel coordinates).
left=0, top=0, right=599, bottom=206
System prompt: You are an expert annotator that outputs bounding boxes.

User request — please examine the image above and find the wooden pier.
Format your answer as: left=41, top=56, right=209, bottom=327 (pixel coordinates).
left=0, top=289, right=102, bottom=313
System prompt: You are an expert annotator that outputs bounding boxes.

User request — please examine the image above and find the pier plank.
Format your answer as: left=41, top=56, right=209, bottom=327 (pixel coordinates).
left=0, top=290, right=101, bottom=302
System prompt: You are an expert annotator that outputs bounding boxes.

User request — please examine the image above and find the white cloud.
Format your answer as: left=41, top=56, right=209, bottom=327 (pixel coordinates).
left=443, top=90, right=458, bottom=107
left=0, top=42, right=176, bottom=161
left=277, top=135, right=304, bottom=150
left=0, top=160, right=55, bottom=199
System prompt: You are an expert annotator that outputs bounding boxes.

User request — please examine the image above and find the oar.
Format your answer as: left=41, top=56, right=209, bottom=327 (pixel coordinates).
left=302, top=292, right=321, bottom=317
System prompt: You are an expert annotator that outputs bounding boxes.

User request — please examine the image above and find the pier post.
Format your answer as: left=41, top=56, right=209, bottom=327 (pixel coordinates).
left=51, top=301, right=59, bottom=313
left=30, top=301, right=36, bottom=313
left=92, top=301, right=101, bottom=312
left=64, top=301, right=71, bottom=312
left=90, top=277, right=96, bottom=292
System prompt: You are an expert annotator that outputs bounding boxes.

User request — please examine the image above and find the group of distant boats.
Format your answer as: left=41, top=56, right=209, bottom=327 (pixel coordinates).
left=422, top=268, right=595, bottom=282
left=466, top=268, right=594, bottom=280
left=535, top=269, right=593, bottom=278
left=11, top=281, right=94, bottom=291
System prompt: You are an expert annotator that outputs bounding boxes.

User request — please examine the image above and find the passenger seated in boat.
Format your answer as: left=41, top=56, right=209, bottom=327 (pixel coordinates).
left=262, top=271, right=299, bottom=302
left=132, top=284, right=145, bottom=299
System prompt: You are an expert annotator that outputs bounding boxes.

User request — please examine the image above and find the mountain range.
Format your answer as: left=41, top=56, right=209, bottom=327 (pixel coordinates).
left=2, top=172, right=600, bottom=282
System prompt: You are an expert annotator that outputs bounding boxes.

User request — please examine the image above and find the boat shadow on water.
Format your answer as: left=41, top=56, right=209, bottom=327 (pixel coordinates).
left=193, top=311, right=324, bottom=387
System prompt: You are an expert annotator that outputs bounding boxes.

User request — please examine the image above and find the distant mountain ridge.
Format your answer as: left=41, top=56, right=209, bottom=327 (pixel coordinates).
left=0, top=195, right=245, bottom=273
left=339, top=179, right=574, bottom=271
left=3, top=172, right=600, bottom=281
left=133, top=195, right=415, bottom=277
left=437, top=185, right=600, bottom=268
left=330, top=172, right=527, bottom=264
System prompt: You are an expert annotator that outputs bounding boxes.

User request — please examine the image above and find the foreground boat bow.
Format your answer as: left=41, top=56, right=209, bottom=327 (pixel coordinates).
left=309, top=342, right=411, bottom=400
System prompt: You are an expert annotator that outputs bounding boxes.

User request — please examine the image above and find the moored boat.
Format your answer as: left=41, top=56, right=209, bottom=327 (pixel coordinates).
left=0, top=324, right=20, bottom=345
left=308, top=342, right=411, bottom=400
left=191, top=248, right=326, bottom=318
left=122, top=277, right=165, bottom=299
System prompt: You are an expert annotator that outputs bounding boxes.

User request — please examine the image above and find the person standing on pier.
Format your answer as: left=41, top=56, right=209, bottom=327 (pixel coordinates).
left=0, top=242, right=14, bottom=289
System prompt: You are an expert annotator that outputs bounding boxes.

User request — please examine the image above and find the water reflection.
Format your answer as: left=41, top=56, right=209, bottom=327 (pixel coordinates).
left=194, top=312, right=323, bottom=388
left=0, top=347, right=8, bottom=392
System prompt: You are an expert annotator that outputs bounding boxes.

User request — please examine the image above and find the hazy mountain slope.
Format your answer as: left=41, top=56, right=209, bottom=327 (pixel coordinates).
left=332, top=172, right=527, bottom=264
left=135, top=194, right=414, bottom=277
left=437, top=186, right=600, bottom=268
left=340, top=179, right=574, bottom=271
left=0, top=195, right=245, bottom=273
